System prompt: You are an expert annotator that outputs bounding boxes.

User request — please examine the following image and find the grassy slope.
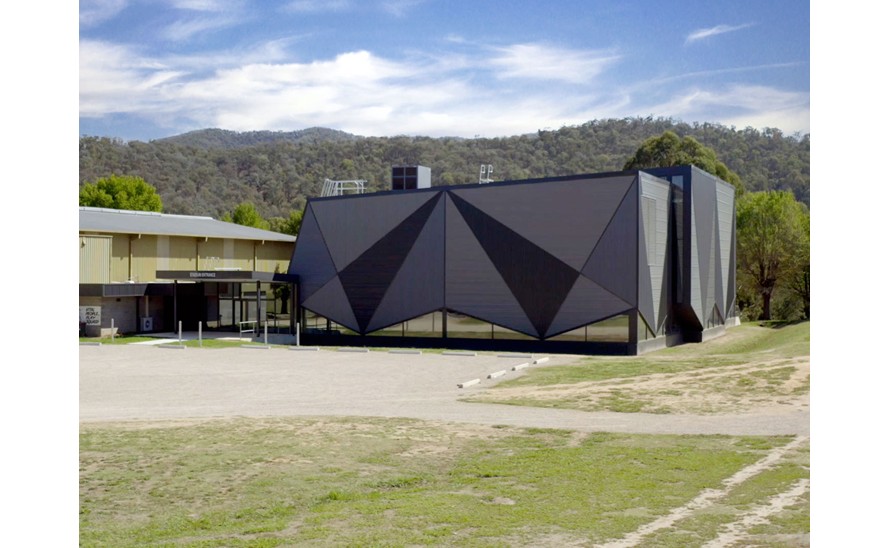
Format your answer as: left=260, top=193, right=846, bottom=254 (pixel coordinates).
left=463, top=322, right=810, bottom=414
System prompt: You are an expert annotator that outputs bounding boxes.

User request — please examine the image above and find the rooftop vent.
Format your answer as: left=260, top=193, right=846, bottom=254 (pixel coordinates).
left=392, top=165, right=431, bottom=191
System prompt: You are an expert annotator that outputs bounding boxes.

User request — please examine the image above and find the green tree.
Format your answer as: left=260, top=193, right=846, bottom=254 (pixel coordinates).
left=268, top=210, right=303, bottom=236
left=786, top=210, right=810, bottom=320
left=79, top=174, right=163, bottom=211
left=623, top=131, right=744, bottom=194
left=225, top=202, right=270, bottom=230
left=736, top=191, right=808, bottom=321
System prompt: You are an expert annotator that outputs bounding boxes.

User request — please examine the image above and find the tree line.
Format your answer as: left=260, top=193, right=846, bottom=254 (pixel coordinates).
left=80, top=118, right=810, bottom=323
left=80, top=117, right=809, bottom=222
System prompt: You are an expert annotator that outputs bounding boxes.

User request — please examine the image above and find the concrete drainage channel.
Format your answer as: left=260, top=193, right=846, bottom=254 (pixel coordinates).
left=458, top=356, right=551, bottom=389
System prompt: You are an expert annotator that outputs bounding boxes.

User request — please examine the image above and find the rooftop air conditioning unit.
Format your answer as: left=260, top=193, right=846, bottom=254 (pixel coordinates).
left=392, top=165, right=431, bottom=190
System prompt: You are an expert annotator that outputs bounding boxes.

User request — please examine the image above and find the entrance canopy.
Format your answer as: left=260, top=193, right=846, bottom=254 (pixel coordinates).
left=156, top=270, right=299, bottom=283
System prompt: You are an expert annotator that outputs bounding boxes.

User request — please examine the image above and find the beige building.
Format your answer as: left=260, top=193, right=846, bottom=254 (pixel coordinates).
left=79, top=207, right=297, bottom=337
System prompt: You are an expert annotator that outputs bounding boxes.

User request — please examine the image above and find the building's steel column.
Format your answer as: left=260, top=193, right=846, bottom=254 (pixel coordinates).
left=256, top=281, right=262, bottom=333
left=173, top=279, right=178, bottom=332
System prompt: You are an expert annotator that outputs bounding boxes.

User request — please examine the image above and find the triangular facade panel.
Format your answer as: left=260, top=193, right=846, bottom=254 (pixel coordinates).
left=637, top=214, right=656, bottom=333
left=658, top=252, right=671, bottom=333
left=582, top=182, right=638, bottom=305
left=302, top=275, right=359, bottom=333
left=366, top=195, right=446, bottom=332
left=693, top=180, right=716, bottom=322
left=715, top=183, right=735, bottom=319
left=703, top=206, right=718, bottom=322
left=449, top=192, right=578, bottom=338
left=450, top=175, right=635, bottom=270
left=545, top=275, right=632, bottom=338
left=726, top=215, right=737, bottom=315
left=311, top=191, right=439, bottom=271
left=339, top=193, right=442, bottom=333
left=444, top=195, right=537, bottom=337
left=290, top=204, right=338, bottom=303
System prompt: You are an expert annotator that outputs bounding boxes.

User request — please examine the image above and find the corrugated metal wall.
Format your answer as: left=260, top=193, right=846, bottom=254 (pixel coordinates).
left=255, top=241, right=293, bottom=273
left=110, top=234, right=130, bottom=282
left=168, top=236, right=197, bottom=271
left=639, top=173, right=672, bottom=336
left=130, top=235, right=159, bottom=282
left=79, top=235, right=111, bottom=283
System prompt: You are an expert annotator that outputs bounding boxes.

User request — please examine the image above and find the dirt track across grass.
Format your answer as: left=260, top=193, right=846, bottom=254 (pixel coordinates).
left=80, top=345, right=808, bottom=436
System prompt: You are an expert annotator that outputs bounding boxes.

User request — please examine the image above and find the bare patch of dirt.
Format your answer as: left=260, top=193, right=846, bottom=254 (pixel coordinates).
left=475, top=355, right=809, bottom=415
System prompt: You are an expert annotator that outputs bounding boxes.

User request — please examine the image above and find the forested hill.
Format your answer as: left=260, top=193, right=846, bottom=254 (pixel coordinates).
left=155, top=127, right=360, bottom=149
left=79, top=117, right=810, bottom=220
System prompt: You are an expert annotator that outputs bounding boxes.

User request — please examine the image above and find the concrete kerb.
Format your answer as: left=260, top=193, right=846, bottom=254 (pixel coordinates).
left=389, top=349, right=423, bottom=354
left=241, top=345, right=272, bottom=350
left=487, top=370, right=507, bottom=379
left=457, top=378, right=480, bottom=388
left=289, top=346, right=321, bottom=351
left=511, top=362, right=530, bottom=371
left=338, top=347, right=370, bottom=353
left=158, top=344, right=187, bottom=350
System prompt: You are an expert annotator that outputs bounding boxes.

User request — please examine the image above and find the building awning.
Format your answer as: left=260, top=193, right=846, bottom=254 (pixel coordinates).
left=155, top=270, right=299, bottom=283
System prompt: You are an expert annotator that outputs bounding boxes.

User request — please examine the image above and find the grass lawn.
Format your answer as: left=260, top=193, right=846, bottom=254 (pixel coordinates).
left=463, top=322, right=810, bottom=415
left=80, top=322, right=810, bottom=546
left=80, top=418, right=808, bottom=547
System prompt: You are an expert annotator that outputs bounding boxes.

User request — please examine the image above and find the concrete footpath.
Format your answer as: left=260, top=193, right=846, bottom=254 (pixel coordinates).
left=79, top=345, right=809, bottom=436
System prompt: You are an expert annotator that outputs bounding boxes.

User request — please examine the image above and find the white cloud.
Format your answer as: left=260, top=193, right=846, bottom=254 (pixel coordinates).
left=80, top=41, right=186, bottom=116
left=80, top=0, right=129, bottom=27
left=489, top=43, right=620, bottom=84
left=161, top=14, right=244, bottom=41
left=168, top=0, right=235, bottom=11
left=685, top=23, right=755, bottom=44
left=639, top=84, right=810, bottom=134
left=80, top=34, right=807, bottom=139
left=381, top=0, right=426, bottom=17
left=284, top=0, right=352, bottom=13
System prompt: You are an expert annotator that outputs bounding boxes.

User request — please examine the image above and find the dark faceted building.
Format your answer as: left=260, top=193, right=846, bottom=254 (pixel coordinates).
left=288, top=166, right=737, bottom=354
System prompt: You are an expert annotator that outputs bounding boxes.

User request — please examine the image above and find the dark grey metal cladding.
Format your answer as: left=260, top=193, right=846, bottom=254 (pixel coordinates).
left=365, top=193, right=446, bottom=332
left=302, top=275, right=359, bottom=332
left=289, top=203, right=338, bottom=303
left=726, top=205, right=737, bottom=315
left=290, top=165, right=736, bottom=347
left=715, top=181, right=736, bottom=319
left=638, top=173, right=672, bottom=334
left=338, top=193, right=442, bottom=333
left=545, top=275, right=633, bottom=338
left=640, top=165, right=739, bottom=334
left=691, top=173, right=717, bottom=326
left=310, top=190, right=439, bottom=271
left=448, top=191, right=579, bottom=338
left=449, top=175, right=636, bottom=270
left=444, top=194, right=538, bottom=337
left=581, top=180, right=638, bottom=306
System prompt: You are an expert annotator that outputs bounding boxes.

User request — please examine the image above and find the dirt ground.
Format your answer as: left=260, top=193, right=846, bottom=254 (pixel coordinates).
left=470, top=354, right=810, bottom=416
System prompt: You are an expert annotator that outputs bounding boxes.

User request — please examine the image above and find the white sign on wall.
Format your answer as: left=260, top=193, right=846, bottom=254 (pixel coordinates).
left=80, top=306, right=101, bottom=325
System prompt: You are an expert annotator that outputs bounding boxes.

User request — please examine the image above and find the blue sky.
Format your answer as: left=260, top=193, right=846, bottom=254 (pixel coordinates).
left=79, top=0, right=809, bottom=141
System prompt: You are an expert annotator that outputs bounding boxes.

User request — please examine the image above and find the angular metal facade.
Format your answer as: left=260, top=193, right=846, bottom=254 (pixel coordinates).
left=643, top=166, right=738, bottom=336
left=289, top=172, right=689, bottom=343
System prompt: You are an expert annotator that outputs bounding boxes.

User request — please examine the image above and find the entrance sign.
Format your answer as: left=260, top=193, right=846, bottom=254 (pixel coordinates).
left=80, top=306, right=101, bottom=326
